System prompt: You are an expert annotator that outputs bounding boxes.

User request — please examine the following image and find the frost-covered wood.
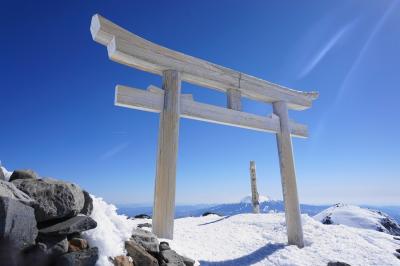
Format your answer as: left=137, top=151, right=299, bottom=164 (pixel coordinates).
left=115, top=85, right=308, bottom=138
left=273, top=101, right=304, bottom=248
left=249, top=161, right=260, bottom=214
left=152, top=70, right=181, bottom=239
left=91, top=14, right=318, bottom=110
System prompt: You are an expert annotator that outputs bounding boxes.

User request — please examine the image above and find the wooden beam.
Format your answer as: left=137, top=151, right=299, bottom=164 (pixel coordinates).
left=115, top=85, right=308, bottom=138
left=249, top=161, right=260, bottom=214
left=91, top=14, right=318, bottom=110
left=227, top=88, right=242, bottom=111
left=273, top=101, right=304, bottom=248
left=152, top=70, right=181, bottom=239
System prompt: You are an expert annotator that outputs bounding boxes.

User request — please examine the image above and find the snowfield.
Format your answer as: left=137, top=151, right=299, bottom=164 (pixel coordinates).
left=132, top=214, right=400, bottom=266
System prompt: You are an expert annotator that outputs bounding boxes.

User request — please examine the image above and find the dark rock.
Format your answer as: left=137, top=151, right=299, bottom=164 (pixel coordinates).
left=201, top=212, right=219, bottom=217
left=69, top=238, right=88, bottom=252
left=159, top=242, right=171, bottom=251
left=327, top=262, right=351, bottom=266
left=20, top=242, right=57, bottom=266
left=111, top=255, right=134, bottom=266
left=37, top=234, right=68, bottom=256
left=56, top=247, right=99, bottom=266
left=9, top=169, right=38, bottom=182
left=395, top=253, right=400, bottom=260
left=396, top=248, right=400, bottom=253
left=80, top=190, right=93, bottom=216
left=39, top=215, right=97, bottom=235
left=12, top=178, right=85, bottom=222
left=0, top=180, right=33, bottom=204
left=138, top=223, right=152, bottom=229
left=380, top=216, right=400, bottom=236
left=160, top=249, right=185, bottom=266
left=0, top=196, right=37, bottom=249
left=125, top=240, right=158, bottom=266
left=131, top=228, right=159, bottom=253
left=394, top=236, right=400, bottom=240
left=180, top=255, right=195, bottom=266
left=322, top=216, right=333, bottom=225
left=134, top=214, right=151, bottom=219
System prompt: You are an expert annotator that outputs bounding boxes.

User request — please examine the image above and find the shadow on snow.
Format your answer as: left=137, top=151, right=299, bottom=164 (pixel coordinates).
left=198, top=216, right=232, bottom=226
left=198, top=243, right=285, bottom=266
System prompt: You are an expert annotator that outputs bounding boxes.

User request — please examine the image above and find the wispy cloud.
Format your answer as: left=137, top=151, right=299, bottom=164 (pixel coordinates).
left=100, top=142, right=131, bottom=160
left=298, top=21, right=356, bottom=78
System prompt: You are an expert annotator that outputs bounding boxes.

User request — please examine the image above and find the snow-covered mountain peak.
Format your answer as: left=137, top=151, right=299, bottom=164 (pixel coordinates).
left=314, top=204, right=400, bottom=236
left=240, top=195, right=271, bottom=204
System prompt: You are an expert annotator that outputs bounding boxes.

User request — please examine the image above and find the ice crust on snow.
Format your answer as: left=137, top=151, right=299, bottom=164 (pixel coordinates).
left=128, top=213, right=399, bottom=266
left=82, top=195, right=136, bottom=266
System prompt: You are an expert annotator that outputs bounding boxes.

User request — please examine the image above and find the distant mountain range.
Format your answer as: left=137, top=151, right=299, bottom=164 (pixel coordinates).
left=117, top=196, right=400, bottom=224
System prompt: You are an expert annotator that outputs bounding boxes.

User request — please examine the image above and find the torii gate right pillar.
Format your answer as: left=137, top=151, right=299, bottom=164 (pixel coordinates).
left=273, top=101, right=304, bottom=248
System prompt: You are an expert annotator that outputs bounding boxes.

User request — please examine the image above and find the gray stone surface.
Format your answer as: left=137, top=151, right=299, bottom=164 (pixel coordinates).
left=80, top=190, right=93, bottom=216
left=0, top=180, right=33, bottom=204
left=37, top=234, right=68, bottom=256
left=12, top=178, right=85, bottom=222
left=9, top=169, right=38, bottom=182
left=125, top=240, right=159, bottom=266
left=160, top=249, right=185, bottom=266
left=56, top=247, right=99, bottom=266
left=180, top=255, right=195, bottom=266
left=0, top=196, right=38, bottom=249
left=39, top=215, right=97, bottom=235
left=131, top=228, right=159, bottom=253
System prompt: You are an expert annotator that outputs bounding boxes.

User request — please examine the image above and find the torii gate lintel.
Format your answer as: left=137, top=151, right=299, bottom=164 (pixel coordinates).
left=91, top=14, right=318, bottom=248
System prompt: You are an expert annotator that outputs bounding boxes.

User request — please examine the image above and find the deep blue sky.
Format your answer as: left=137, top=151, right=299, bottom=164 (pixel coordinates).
left=1, top=1, right=399, bottom=205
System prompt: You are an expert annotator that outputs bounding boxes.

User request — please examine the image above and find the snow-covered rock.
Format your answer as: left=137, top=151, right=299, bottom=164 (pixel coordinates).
left=240, top=195, right=271, bottom=204
left=314, top=203, right=400, bottom=236
left=0, top=166, right=13, bottom=181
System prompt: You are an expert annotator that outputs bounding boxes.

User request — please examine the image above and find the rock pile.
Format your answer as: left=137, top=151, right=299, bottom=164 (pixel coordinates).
left=117, top=227, right=194, bottom=266
left=0, top=169, right=98, bottom=266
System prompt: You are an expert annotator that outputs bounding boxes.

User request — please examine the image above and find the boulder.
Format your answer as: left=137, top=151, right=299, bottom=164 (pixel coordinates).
left=56, top=247, right=99, bottom=266
left=160, top=249, right=185, bottom=266
left=134, top=214, right=151, bottom=219
left=12, top=178, right=85, bottom=222
left=327, top=262, right=351, bottom=266
left=111, top=255, right=134, bottom=266
left=80, top=190, right=93, bottom=216
left=69, top=238, right=88, bottom=252
left=159, top=242, right=171, bottom=252
left=9, top=169, right=38, bottom=182
left=125, top=240, right=158, bottom=266
left=180, top=255, right=195, bottom=266
left=138, top=223, right=152, bottom=229
left=0, top=180, right=33, bottom=204
left=37, top=234, right=68, bottom=256
left=131, top=228, right=159, bottom=253
left=0, top=196, right=38, bottom=249
left=39, top=215, right=97, bottom=235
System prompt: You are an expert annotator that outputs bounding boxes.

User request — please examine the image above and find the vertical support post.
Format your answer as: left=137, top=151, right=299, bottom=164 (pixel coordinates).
left=249, top=161, right=260, bottom=214
left=273, top=101, right=304, bottom=248
left=227, top=88, right=242, bottom=111
left=152, top=70, right=181, bottom=239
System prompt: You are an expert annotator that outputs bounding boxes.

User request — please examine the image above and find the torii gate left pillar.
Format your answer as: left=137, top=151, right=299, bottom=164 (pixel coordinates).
left=152, top=70, right=181, bottom=239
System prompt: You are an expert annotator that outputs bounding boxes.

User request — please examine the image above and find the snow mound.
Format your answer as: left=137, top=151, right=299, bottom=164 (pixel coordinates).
left=314, top=203, right=400, bottom=236
left=0, top=166, right=13, bottom=181
left=82, top=195, right=136, bottom=266
left=240, top=195, right=271, bottom=204
left=143, top=213, right=400, bottom=266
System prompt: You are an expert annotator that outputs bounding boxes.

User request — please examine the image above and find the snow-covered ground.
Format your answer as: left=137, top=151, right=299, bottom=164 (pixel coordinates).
left=132, top=214, right=400, bottom=266
left=314, top=203, right=400, bottom=235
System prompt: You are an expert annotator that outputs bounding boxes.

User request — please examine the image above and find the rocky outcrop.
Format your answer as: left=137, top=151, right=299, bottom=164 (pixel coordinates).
left=0, top=166, right=99, bottom=265
left=131, top=228, right=159, bottom=253
left=12, top=178, right=85, bottom=222
left=0, top=180, right=33, bottom=204
left=125, top=240, right=159, bottom=266
left=9, top=169, right=38, bottom=182
left=112, top=255, right=134, bottom=266
left=134, top=214, right=151, bottom=219
left=0, top=196, right=37, bottom=249
left=56, top=247, right=99, bottom=266
left=39, top=215, right=97, bottom=235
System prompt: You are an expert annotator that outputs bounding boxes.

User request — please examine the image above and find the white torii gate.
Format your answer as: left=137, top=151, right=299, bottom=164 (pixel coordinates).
left=90, top=14, right=318, bottom=248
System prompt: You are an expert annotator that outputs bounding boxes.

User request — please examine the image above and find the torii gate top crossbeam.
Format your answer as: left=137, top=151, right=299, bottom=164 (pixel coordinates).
left=90, top=14, right=318, bottom=111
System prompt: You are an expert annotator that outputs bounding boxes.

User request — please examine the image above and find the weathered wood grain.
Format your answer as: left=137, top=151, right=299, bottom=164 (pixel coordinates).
left=115, top=85, right=308, bottom=138
left=91, top=14, right=318, bottom=110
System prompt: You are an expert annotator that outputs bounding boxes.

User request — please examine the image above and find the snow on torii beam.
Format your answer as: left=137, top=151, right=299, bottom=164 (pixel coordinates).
left=90, top=14, right=318, bottom=248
